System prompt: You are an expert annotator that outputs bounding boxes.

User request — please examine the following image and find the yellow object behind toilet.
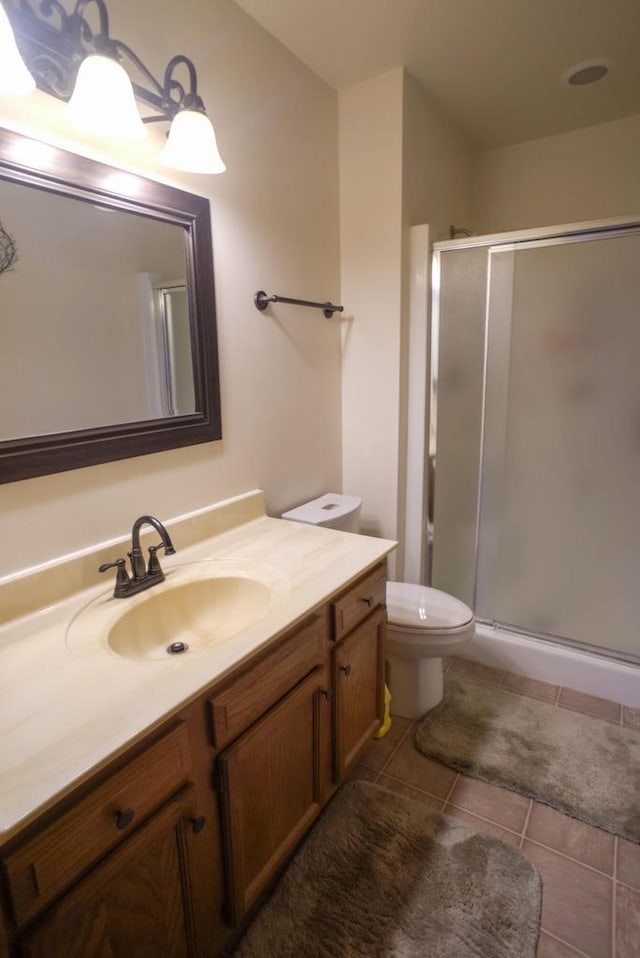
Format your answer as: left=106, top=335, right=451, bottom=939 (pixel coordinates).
left=374, top=684, right=392, bottom=738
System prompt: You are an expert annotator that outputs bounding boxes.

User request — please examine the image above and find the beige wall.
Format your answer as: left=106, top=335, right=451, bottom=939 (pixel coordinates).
left=339, top=69, right=404, bottom=545
left=0, top=0, right=341, bottom=577
left=399, top=74, right=473, bottom=576
left=472, top=112, right=640, bottom=234
left=339, top=68, right=473, bottom=560
left=402, top=73, right=473, bottom=243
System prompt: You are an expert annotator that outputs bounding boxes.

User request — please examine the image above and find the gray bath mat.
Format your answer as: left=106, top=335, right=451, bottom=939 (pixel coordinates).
left=415, top=675, right=640, bottom=843
left=234, top=780, right=541, bottom=958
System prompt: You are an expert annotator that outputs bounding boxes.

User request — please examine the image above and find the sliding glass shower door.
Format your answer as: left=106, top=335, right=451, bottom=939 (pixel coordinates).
left=433, top=225, right=640, bottom=663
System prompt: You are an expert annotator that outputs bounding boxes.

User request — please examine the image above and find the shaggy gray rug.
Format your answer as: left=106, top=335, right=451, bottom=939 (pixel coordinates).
left=233, top=780, right=541, bottom=957
left=415, top=675, right=640, bottom=843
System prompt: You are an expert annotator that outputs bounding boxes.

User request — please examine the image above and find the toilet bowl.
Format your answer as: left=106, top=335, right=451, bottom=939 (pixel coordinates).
left=386, top=582, right=475, bottom=719
left=281, top=493, right=475, bottom=719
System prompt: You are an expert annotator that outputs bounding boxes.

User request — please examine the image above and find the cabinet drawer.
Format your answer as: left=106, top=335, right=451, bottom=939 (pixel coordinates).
left=5, top=722, right=191, bottom=927
left=209, top=611, right=328, bottom=750
left=331, top=563, right=386, bottom=642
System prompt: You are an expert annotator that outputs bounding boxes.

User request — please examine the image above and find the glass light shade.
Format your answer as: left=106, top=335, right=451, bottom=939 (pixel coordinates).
left=0, top=4, right=35, bottom=95
left=160, top=109, right=226, bottom=174
left=65, top=54, right=146, bottom=139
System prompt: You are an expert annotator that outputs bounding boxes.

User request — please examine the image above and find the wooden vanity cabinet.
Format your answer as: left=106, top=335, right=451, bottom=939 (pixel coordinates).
left=0, top=560, right=388, bottom=958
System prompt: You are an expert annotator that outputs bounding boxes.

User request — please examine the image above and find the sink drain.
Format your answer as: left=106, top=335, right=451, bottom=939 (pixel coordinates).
left=167, top=641, right=189, bottom=655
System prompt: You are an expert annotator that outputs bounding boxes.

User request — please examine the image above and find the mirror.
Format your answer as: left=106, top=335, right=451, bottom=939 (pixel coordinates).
left=0, top=127, right=221, bottom=483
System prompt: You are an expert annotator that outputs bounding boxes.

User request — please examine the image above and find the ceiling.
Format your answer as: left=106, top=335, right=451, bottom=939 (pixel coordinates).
left=234, top=0, right=640, bottom=149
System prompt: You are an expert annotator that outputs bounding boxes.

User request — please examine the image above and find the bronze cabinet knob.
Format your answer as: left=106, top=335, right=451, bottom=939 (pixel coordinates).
left=114, top=808, right=135, bottom=830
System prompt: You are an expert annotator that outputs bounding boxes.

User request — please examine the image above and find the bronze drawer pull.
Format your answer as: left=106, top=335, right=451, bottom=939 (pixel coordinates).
left=362, top=596, right=375, bottom=608
left=190, top=816, right=206, bottom=834
left=319, top=688, right=333, bottom=700
left=114, top=808, right=135, bottom=830
left=339, top=664, right=352, bottom=677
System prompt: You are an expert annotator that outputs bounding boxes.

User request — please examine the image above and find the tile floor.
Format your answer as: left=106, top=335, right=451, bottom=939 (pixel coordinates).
left=351, top=656, right=640, bottom=958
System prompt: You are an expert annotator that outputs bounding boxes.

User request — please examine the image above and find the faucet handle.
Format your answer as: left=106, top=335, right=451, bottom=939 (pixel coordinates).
left=98, top=558, right=131, bottom=597
left=147, top=545, right=163, bottom=576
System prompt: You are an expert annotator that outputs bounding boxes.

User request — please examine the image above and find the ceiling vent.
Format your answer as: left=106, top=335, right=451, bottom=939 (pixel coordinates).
left=563, top=58, right=613, bottom=86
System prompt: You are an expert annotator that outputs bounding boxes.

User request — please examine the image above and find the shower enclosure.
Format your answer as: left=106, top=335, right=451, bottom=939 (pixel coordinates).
left=430, top=217, right=640, bottom=665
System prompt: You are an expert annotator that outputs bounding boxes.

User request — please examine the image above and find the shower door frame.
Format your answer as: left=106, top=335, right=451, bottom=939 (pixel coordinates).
left=429, top=213, right=640, bottom=666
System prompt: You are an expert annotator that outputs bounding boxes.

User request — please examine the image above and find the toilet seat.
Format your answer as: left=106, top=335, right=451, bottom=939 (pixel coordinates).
left=385, top=581, right=475, bottom=661
left=386, top=582, right=473, bottom=632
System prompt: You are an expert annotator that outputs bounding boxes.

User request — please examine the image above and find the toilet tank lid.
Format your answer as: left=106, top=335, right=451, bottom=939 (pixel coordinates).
left=386, top=581, right=474, bottom=630
left=281, top=494, right=362, bottom=526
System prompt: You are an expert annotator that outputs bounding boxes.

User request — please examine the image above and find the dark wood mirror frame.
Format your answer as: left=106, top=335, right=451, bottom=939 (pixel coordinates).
left=0, top=127, right=222, bottom=485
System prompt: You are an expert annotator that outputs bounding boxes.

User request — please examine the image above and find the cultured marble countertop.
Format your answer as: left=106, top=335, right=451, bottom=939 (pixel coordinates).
left=0, top=490, right=396, bottom=844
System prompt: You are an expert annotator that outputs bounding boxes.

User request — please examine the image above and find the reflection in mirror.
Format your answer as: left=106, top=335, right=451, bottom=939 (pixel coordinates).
left=0, top=127, right=221, bottom=483
left=0, top=178, right=194, bottom=438
left=153, top=283, right=196, bottom=417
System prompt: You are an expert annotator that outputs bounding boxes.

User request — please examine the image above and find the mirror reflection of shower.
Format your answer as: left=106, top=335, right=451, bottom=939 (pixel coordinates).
left=155, top=283, right=196, bottom=416
left=137, top=273, right=196, bottom=419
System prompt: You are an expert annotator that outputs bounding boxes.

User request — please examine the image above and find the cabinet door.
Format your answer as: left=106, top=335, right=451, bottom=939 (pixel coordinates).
left=334, top=606, right=386, bottom=781
left=19, top=788, right=198, bottom=958
left=217, top=666, right=330, bottom=925
left=6, top=723, right=192, bottom=928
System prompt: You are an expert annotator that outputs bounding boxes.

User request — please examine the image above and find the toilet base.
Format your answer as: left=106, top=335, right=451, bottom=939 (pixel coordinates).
left=386, top=653, right=444, bottom=719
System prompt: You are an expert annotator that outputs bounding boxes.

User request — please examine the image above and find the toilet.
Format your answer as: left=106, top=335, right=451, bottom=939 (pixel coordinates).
left=281, top=493, right=475, bottom=719
left=385, top=582, right=475, bottom=717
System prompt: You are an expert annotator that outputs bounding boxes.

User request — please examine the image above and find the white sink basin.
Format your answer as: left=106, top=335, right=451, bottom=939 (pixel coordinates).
left=66, top=559, right=289, bottom=662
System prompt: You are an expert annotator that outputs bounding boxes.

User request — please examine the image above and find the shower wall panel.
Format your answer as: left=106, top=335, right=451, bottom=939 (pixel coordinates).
left=430, top=246, right=487, bottom=606
left=433, top=225, right=640, bottom=662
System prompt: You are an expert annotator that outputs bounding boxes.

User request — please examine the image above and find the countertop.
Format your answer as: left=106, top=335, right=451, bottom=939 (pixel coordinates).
left=0, top=490, right=396, bottom=844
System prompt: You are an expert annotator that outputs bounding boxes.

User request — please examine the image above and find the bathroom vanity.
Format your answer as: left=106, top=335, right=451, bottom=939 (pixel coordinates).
left=0, top=491, right=395, bottom=957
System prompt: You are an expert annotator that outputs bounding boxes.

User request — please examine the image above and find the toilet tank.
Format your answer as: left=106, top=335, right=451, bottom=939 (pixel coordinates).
left=281, top=494, right=362, bottom=533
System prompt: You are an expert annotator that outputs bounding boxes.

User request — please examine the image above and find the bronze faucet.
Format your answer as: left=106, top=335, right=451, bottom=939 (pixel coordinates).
left=99, top=515, right=176, bottom=598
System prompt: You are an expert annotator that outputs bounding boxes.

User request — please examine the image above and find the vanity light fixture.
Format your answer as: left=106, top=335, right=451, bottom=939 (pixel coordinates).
left=64, top=49, right=147, bottom=141
left=0, top=2, right=34, bottom=94
left=158, top=58, right=226, bottom=174
left=0, top=0, right=225, bottom=173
